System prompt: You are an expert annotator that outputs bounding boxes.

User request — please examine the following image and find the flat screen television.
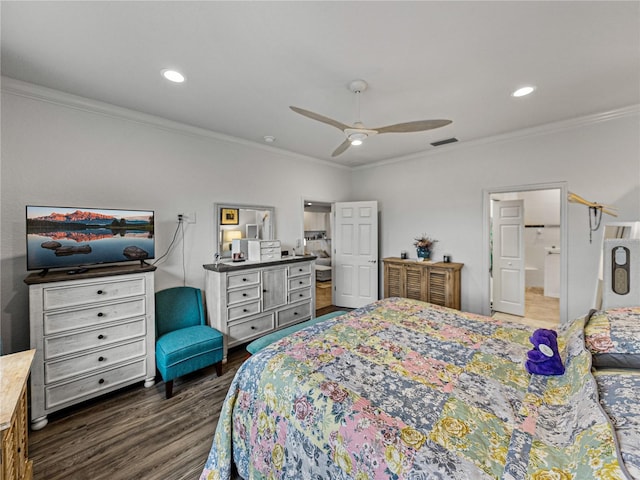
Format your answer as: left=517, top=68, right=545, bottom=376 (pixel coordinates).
left=26, top=205, right=155, bottom=273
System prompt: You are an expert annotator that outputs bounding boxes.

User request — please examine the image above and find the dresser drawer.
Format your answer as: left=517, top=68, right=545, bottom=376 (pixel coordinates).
left=227, top=285, right=261, bottom=305
left=44, top=318, right=146, bottom=359
left=227, top=301, right=261, bottom=322
left=227, top=271, right=260, bottom=289
left=260, top=246, right=281, bottom=255
left=277, top=302, right=311, bottom=328
left=42, top=276, right=146, bottom=310
left=45, top=359, right=146, bottom=410
left=259, top=241, right=281, bottom=249
left=43, top=298, right=145, bottom=335
left=289, top=275, right=311, bottom=290
left=259, top=252, right=282, bottom=261
left=45, top=338, right=146, bottom=383
left=289, top=262, right=312, bottom=276
left=289, top=287, right=312, bottom=304
left=228, top=314, right=273, bottom=344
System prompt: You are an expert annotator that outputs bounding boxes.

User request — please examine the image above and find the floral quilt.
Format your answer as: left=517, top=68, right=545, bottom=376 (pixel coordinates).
left=594, top=369, right=640, bottom=480
left=201, top=297, right=631, bottom=480
left=585, top=307, right=640, bottom=368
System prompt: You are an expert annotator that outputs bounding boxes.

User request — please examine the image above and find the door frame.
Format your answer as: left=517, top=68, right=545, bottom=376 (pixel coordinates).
left=481, top=182, right=568, bottom=324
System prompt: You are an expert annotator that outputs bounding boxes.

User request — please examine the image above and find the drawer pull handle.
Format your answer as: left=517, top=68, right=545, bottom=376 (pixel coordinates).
left=97, top=290, right=104, bottom=295
left=97, top=312, right=104, bottom=317
left=299, top=293, right=304, bottom=297
left=242, top=293, right=248, bottom=297
left=294, top=312, right=298, bottom=315
left=98, top=334, right=105, bottom=340
left=243, top=308, right=248, bottom=312
left=251, top=326, right=256, bottom=330
left=98, top=356, right=105, bottom=362
left=299, top=281, right=304, bottom=284
left=299, top=268, right=303, bottom=272
left=242, top=278, right=248, bottom=282
left=99, top=378, right=105, bottom=384
left=263, top=289, right=267, bottom=293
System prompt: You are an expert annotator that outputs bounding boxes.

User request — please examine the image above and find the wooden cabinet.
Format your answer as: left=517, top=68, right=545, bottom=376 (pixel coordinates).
left=204, top=257, right=315, bottom=360
left=24, top=265, right=156, bottom=430
left=383, top=258, right=463, bottom=310
left=1, top=350, right=34, bottom=480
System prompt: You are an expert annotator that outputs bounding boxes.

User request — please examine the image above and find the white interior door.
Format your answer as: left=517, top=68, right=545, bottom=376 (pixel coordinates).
left=333, top=201, right=378, bottom=308
left=492, top=199, right=525, bottom=316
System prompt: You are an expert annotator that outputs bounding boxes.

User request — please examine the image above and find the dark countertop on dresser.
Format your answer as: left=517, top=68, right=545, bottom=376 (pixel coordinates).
left=203, top=255, right=317, bottom=273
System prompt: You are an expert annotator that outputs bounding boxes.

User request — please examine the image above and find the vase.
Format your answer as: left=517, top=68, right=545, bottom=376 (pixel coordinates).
left=417, top=247, right=431, bottom=260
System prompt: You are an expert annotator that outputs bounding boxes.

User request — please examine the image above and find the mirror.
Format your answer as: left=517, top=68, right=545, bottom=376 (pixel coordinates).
left=214, top=203, right=275, bottom=258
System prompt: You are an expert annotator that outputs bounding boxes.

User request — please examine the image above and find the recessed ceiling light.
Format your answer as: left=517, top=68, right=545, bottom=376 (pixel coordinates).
left=263, top=135, right=276, bottom=143
left=512, top=86, right=536, bottom=97
left=161, top=69, right=185, bottom=83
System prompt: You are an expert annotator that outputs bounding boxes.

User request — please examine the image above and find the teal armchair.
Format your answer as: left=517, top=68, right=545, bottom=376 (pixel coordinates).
left=155, top=287, right=223, bottom=399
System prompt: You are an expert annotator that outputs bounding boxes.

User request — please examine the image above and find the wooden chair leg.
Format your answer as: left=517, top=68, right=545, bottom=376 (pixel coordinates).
left=165, top=380, right=174, bottom=399
left=215, top=361, right=223, bottom=377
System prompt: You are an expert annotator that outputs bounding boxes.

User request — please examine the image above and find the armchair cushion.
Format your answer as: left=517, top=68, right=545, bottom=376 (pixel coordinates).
left=156, top=325, right=223, bottom=382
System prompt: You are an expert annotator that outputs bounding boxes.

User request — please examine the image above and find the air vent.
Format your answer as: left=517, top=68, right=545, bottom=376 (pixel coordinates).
left=430, top=137, right=458, bottom=147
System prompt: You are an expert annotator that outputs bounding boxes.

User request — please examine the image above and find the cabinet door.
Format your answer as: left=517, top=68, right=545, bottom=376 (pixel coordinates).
left=427, top=268, right=448, bottom=307
left=405, top=265, right=424, bottom=300
left=384, top=263, right=404, bottom=298
left=262, top=268, right=287, bottom=311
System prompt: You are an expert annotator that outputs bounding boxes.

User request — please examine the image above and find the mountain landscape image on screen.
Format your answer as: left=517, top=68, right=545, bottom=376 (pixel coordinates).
left=26, top=206, right=155, bottom=271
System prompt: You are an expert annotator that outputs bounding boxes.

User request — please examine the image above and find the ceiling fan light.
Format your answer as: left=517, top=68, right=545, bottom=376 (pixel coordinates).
left=161, top=69, right=185, bottom=83
left=348, top=132, right=367, bottom=146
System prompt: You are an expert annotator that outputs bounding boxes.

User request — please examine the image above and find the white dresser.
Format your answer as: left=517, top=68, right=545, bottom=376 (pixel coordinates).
left=24, top=265, right=156, bottom=430
left=204, top=256, right=315, bottom=360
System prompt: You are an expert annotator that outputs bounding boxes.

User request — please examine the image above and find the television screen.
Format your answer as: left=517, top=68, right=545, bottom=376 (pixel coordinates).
left=26, top=206, right=155, bottom=272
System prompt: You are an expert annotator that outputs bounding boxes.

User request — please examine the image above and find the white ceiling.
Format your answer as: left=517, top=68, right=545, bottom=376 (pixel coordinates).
left=2, top=1, right=639, bottom=167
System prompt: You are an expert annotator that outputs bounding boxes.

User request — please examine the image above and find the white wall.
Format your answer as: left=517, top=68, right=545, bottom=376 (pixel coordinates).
left=351, top=109, right=640, bottom=321
left=1, top=81, right=352, bottom=353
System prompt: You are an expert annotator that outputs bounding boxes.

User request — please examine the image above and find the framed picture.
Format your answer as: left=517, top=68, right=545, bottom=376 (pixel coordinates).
left=220, top=208, right=239, bottom=225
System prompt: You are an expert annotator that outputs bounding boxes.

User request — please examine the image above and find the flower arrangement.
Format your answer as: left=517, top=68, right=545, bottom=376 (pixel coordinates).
left=413, top=234, right=438, bottom=250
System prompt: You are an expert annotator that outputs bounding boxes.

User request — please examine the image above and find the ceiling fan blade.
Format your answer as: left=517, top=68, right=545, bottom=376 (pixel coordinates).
left=331, top=138, right=352, bottom=157
left=290, top=106, right=350, bottom=131
left=375, top=119, right=452, bottom=134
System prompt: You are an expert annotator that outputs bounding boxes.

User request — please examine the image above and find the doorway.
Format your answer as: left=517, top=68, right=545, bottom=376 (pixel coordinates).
left=483, top=183, right=568, bottom=326
left=302, top=200, right=333, bottom=310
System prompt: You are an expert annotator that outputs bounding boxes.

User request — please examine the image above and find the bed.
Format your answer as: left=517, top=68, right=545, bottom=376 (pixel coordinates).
left=201, top=297, right=636, bottom=480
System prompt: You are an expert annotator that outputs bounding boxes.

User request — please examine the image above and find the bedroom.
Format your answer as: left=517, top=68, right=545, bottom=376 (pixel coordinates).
left=1, top=2, right=639, bottom=479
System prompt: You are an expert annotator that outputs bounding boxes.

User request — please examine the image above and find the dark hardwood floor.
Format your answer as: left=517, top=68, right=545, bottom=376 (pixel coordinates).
left=29, top=306, right=347, bottom=480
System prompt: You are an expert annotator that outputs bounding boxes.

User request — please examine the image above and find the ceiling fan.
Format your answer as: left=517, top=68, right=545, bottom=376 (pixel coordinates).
left=290, top=79, right=452, bottom=157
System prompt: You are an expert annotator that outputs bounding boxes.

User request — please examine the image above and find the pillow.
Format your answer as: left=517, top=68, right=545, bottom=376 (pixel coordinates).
left=584, top=307, right=640, bottom=368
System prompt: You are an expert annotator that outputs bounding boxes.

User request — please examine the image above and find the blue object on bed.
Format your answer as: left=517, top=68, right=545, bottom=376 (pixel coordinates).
left=245, top=310, right=346, bottom=355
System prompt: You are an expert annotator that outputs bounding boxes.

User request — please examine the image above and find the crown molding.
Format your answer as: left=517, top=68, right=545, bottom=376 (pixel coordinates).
left=0, top=76, right=349, bottom=171
left=355, top=104, right=640, bottom=171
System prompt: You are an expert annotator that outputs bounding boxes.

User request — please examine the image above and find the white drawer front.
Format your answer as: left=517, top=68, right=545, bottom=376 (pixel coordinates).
left=277, top=302, right=312, bottom=328
left=261, top=247, right=281, bottom=255
left=260, top=252, right=282, bottom=261
left=43, top=277, right=146, bottom=310
left=227, top=301, right=261, bottom=322
left=228, top=314, right=273, bottom=344
left=45, top=339, right=146, bottom=383
left=44, top=298, right=145, bottom=335
left=227, top=272, right=260, bottom=289
left=260, top=241, right=281, bottom=249
left=289, top=287, right=312, bottom=304
left=289, top=262, right=312, bottom=276
left=44, top=318, right=146, bottom=359
left=227, top=285, right=261, bottom=305
left=289, top=275, right=312, bottom=290
left=45, top=360, right=146, bottom=409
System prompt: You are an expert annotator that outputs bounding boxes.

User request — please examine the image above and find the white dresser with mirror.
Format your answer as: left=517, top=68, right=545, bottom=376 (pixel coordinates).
left=203, top=256, right=316, bottom=361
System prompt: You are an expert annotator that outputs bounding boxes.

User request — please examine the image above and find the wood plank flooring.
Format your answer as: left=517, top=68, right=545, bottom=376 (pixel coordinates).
left=492, top=287, right=560, bottom=329
left=29, top=346, right=247, bottom=480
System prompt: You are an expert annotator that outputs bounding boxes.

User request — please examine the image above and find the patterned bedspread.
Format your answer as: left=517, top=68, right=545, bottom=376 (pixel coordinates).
left=201, top=298, right=631, bottom=480
left=585, top=307, right=640, bottom=368
left=595, top=369, right=640, bottom=480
